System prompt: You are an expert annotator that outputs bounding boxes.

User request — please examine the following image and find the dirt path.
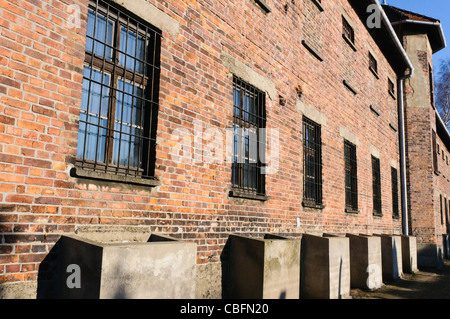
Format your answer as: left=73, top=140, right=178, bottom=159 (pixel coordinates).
left=351, top=260, right=450, bottom=299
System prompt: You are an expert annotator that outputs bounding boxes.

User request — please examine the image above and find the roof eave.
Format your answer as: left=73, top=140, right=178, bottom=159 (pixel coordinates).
left=391, top=19, right=447, bottom=53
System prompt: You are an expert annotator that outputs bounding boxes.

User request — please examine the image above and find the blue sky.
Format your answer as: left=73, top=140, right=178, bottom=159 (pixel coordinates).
left=386, top=0, right=450, bottom=73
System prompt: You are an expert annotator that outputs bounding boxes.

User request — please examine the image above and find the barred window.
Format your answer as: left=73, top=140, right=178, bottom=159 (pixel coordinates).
left=344, top=140, right=358, bottom=212
left=75, top=0, right=161, bottom=183
left=440, top=194, right=444, bottom=225
left=391, top=167, right=399, bottom=218
left=388, top=78, right=395, bottom=97
left=303, top=117, right=322, bottom=207
left=342, top=16, right=354, bottom=44
left=369, top=52, right=378, bottom=75
left=432, top=130, right=439, bottom=174
left=429, top=64, right=435, bottom=106
left=445, top=196, right=448, bottom=225
left=231, top=77, right=266, bottom=199
left=372, top=156, right=382, bottom=216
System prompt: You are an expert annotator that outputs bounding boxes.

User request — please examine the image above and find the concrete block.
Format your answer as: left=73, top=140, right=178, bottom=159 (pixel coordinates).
left=301, top=234, right=350, bottom=299
left=374, top=234, right=403, bottom=281
left=55, top=234, right=197, bottom=299
left=346, top=234, right=382, bottom=290
left=228, top=234, right=301, bottom=299
left=401, top=235, right=418, bottom=273
left=417, top=243, right=444, bottom=268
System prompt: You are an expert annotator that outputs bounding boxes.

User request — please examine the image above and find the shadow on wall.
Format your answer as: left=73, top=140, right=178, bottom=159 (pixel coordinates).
left=36, top=240, right=63, bottom=299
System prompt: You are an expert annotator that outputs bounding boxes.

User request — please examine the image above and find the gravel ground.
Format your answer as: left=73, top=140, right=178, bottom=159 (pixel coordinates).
left=351, top=260, right=450, bottom=299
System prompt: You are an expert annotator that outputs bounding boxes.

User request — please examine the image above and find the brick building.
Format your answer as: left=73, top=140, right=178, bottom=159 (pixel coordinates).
left=0, top=0, right=447, bottom=298
left=383, top=5, right=449, bottom=267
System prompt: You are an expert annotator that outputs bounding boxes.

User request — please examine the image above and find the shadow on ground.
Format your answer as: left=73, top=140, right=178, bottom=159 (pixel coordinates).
left=351, top=260, right=450, bottom=299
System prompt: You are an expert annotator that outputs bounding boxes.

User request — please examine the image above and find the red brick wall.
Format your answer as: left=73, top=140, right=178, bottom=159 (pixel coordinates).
left=0, top=0, right=403, bottom=290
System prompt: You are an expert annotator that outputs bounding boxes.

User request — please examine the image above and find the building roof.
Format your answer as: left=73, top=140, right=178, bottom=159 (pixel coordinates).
left=382, top=5, right=440, bottom=24
left=348, top=0, right=413, bottom=75
left=382, top=5, right=446, bottom=53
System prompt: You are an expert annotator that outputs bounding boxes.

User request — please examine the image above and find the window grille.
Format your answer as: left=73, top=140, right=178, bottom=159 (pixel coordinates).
left=344, top=140, right=358, bottom=212
left=76, top=0, right=161, bottom=181
left=391, top=167, right=399, bottom=218
left=231, top=76, right=266, bottom=197
left=303, top=117, right=323, bottom=207
left=372, top=156, right=382, bottom=215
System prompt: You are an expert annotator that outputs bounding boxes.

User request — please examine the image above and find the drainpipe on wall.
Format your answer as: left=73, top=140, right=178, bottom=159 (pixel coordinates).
left=373, top=0, right=415, bottom=235
left=398, top=68, right=414, bottom=236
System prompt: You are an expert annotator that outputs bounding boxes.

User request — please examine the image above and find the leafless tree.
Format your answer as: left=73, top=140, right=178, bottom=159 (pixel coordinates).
left=435, top=58, right=450, bottom=128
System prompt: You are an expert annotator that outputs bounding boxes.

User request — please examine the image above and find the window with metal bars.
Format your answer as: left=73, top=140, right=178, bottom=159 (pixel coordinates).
left=388, top=78, right=395, bottom=97
left=369, top=52, right=378, bottom=75
left=440, top=194, right=444, bottom=225
left=231, top=76, right=266, bottom=199
left=75, top=0, right=161, bottom=184
left=344, top=140, right=358, bottom=212
left=429, top=64, right=435, bottom=106
left=372, top=156, right=382, bottom=216
left=432, top=130, right=439, bottom=174
left=441, top=197, right=448, bottom=225
left=303, top=117, right=323, bottom=207
left=342, top=16, right=355, bottom=44
left=391, top=167, right=399, bottom=218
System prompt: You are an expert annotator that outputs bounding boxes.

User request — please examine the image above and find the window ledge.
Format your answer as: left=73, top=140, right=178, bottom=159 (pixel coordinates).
left=343, top=34, right=357, bottom=52
left=373, top=213, right=383, bottom=218
left=393, top=215, right=401, bottom=220
left=302, top=40, right=324, bottom=62
left=254, top=0, right=272, bottom=13
left=389, top=123, right=398, bottom=132
left=345, top=208, right=360, bottom=215
left=389, top=90, right=396, bottom=100
left=71, top=167, right=161, bottom=187
left=370, top=105, right=380, bottom=117
left=302, top=201, right=324, bottom=210
left=229, top=189, right=269, bottom=201
left=311, top=0, right=324, bottom=12
left=343, top=80, right=357, bottom=95
left=369, top=67, right=380, bottom=79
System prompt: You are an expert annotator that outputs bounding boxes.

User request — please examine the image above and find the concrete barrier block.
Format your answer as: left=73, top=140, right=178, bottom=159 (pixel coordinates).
left=374, top=234, right=403, bottom=281
left=401, top=235, right=418, bottom=273
left=346, top=234, right=382, bottom=290
left=228, top=234, right=301, bottom=299
left=55, top=234, right=197, bottom=299
left=301, top=234, right=350, bottom=299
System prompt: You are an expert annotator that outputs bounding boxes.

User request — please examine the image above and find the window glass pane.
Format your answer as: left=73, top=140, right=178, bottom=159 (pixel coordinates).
left=119, top=26, right=146, bottom=73
left=86, top=9, right=114, bottom=60
left=112, top=79, right=144, bottom=167
left=77, top=66, right=110, bottom=162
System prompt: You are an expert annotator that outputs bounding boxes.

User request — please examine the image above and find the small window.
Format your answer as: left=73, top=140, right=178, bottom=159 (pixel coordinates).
left=76, top=0, right=162, bottom=182
left=344, top=140, right=358, bottom=212
left=303, top=117, right=323, bottom=207
left=429, top=64, right=435, bottom=106
left=391, top=167, right=399, bottom=218
left=432, top=130, right=439, bottom=174
left=231, top=76, right=266, bottom=198
left=369, top=52, right=378, bottom=75
left=444, top=196, right=448, bottom=226
left=372, top=156, right=382, bottom=216
left=388, top=78, right=395, bottom=97
left=342, top=16, right=355, bottom=45
left=440, top=195, right=444, bottom=225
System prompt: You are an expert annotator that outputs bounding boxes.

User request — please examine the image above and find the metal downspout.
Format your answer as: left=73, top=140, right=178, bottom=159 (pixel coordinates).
left=398, top=68, right=414, bottom=236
